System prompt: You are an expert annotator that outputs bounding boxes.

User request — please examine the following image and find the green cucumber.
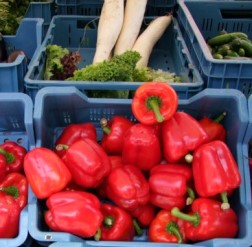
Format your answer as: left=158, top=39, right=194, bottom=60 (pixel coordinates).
left=213, top=53, right=223, bottom=59
left=226, top=50, right=239, bottom=57
left=207, top=32, right=248, bottom=47
left=240, top=40, right=252, bottom=56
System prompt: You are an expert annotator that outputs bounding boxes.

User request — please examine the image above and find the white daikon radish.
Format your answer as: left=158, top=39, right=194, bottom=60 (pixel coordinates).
left=92, top=0, right=124, bottom=64
left=113, top=0, right=148, bottom=55
left=132, top=15, right=173, bottom=68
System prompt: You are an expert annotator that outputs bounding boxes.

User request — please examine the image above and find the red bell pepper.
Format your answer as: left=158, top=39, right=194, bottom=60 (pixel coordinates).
left=62, top=138, right=111, bottom=188
left=171, top=198, right=238, bottom=241
left=130, top=203, right=157, bottom=227
left=148, top=209, right=187, bottom=243
left=100, top=116, right=134, bottom=155
left=0, top=172, right=28, bottom=210
left=24, top=147, right=72, bottom=199
left=0, top=191, right=21, bottom=238
left=45, top=191, right=103, bottom=238
left=96, top=155, right=124, bottom=198
left=0, top=154, right=6, bottom=182
left=150, top=163, right=195, bottom=205
left=121, top=123, right=161, bottom=171
left=150, top=164, right=193, bottom=181
left=149, top=171, right=188, bottom=210
left=132, top=82, right=178, bottom=125
left=106, top=165, right=150, bottom=210
left=198, top=112, right=226, bottom=143
left=95, top=203, right=135, bottom=241
left=55, top=122, right=97, bottom=157
left=191, top=140, right=241, bottom=209
left=0, top=141, right=27, bottom=173
left=162, top=112, right=208, bottom=163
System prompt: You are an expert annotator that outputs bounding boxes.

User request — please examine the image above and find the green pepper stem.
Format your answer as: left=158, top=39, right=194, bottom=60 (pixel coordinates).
left=55, top=144, right=69, bottom=151
left=166, top=222, right=183, bottom=243
left=100, top=118, right=111, bottom=135
left=0, top=148, right=15, bottom=164
left=214, top=112, right=227, bottom=123
left=0, top=185, right=19, bottom=198
left=171, top=207, right=200, bottom=227
left=184, top=153, right=193, bottom=163
left=94, top=228, right=101, bottom=241
left=133, top=218, right=144, bottom=236
left=103, top=216, right=114, bottom=228
left=220, top=191, right=230, bottom=210
left=147, top=96, right=164, bottom=123
left=186, top=187, right=196, bottom=205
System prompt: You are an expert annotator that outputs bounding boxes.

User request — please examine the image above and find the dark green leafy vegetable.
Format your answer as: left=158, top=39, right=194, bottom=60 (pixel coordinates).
left=69, top=51, right=141, bottom=82
left=0, top=0, right=30, bottom=35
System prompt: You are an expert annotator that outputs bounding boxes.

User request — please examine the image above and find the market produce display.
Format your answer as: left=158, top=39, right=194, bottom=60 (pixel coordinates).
left=22, top=82, right=242, bottom=243
left=0, top=141, right=28, bottom=238
left=1, top=0, right=252, bottom=246
left=207, top=31, right=252, bottom=60
left=42, top=0, right=182, bottom=100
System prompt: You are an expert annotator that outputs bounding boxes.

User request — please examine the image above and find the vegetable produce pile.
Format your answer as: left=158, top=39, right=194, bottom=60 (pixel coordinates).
left=43, top=0, right=182, bottom=98
left=207, top=31, right=252, bottom=60
left=0, top=0, right=30, bottom=35
left=22, top=82, right=242, bottom=243
left=0, top=141, right=28, bottom=238
left=0, top=0, right=49, bottom=35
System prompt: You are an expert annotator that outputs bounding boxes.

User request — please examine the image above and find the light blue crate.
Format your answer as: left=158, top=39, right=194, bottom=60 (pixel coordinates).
left=1, top=18, right=43, bottom=92
left=24, top=15, right=204, bottom=101
left=24, top=0, right=55, bottom=37
left=29, top=86, right=252, bottom=247
left=242, top=94, right=252, bottom=208
left=0, top=92, right=35, bottom=246
left=176, top=0, right=252, bottom=96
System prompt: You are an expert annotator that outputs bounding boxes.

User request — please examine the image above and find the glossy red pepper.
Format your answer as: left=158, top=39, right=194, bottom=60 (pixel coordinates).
left=96, top=155, right=124, bottom=198
left=100, top=116, right=134, bottom=155
left=0, top=154, right=6, bottom=182
left=130, top=203, right=157, bottom=227
left=191, top=140, right=241, bottom=209
left=95, top=203, right=135, bottom=241
left=132, top=82, right=178, bottom=125
left=198, top=112, right=226, bottom=143
left=148, top=209, right=187, bottom=243
left=24, top=147, right=72, bottom=199
left=55, top=122, right=97, bottom=157
left=171, top=198, right=238, bottom=241
left=0, top=172, right=28, bottom=210
left=122, top=123, right=161, bottom=171
left=106, top=165, right=150, bottom=211
left=149, top=171, right=188, bottom=210
left=162, top=112, right=208, bottom=163
left=62, top=138, right=111, bottom=188
left=0, top=141, right=27, bottom=173
left=0, top=191, right=21, bottom=238
left=45, top=191, right=103, bottom=238
left=150, top=164, right=193, bottom=181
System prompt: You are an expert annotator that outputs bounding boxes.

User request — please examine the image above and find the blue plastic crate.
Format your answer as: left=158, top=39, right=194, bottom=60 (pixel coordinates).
left=0, top=92, right=35, bottom=247
left=28, top=86, right=252, bottom=247
left=176, top=0, right=252, bottom=96
left=24, top=15, right=203, bottom=100
left=24, top=0, right=55, bottom=37
left=242, top=95, right=252, bottom=209
left=1, top=18, right=43, bottom=93
left=56, top=0, right=175, bottom=16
